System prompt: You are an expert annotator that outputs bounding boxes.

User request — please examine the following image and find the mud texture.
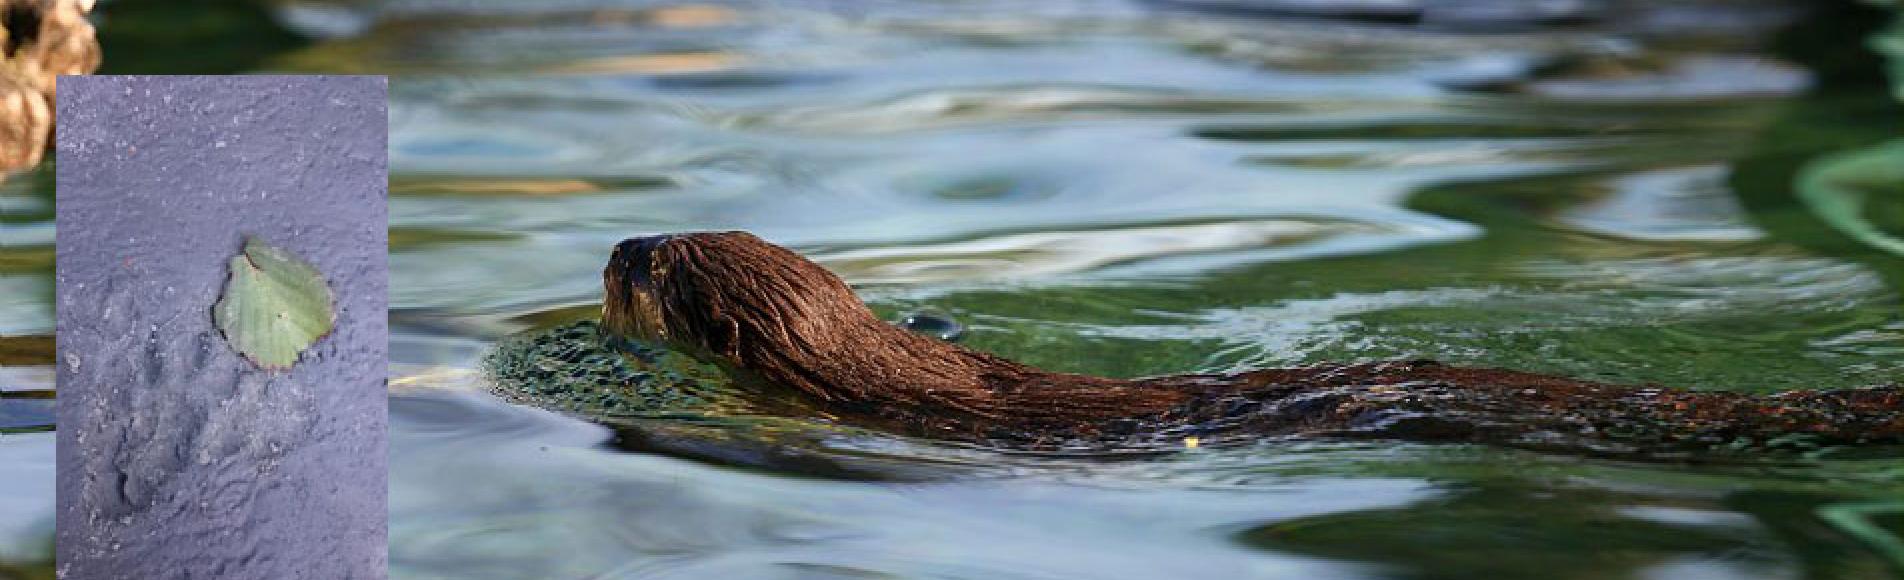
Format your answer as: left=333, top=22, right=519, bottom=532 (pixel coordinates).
left=55, top=76, right=387, bottom=579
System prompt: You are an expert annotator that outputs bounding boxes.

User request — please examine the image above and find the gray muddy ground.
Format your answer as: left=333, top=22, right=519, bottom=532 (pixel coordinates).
left=54, top=76, right=387, bottom=579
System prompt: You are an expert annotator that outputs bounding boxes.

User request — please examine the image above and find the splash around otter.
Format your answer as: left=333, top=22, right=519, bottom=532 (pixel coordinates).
left=576, top=231, right=1903, bottom=456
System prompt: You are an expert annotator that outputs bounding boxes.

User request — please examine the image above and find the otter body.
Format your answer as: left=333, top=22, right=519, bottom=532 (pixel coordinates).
left=509, top=231, right=1901, bottom=456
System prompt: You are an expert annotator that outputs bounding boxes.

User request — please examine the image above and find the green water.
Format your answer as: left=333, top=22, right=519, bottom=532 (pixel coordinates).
left=6, top=0, right=1904, bottom=578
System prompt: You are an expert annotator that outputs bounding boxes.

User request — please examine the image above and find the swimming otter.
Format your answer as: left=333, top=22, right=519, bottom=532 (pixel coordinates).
left=599, top=231, right=1903, bottom=456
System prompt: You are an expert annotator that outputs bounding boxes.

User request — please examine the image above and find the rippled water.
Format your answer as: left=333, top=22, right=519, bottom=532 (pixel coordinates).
left=5, top=0, right=1904, bottom=577
left=353, top=1, right=1903, bottom=576
left=282, top=0, right=1904, bottom=578
left=0, top=159, right=55, bottom=577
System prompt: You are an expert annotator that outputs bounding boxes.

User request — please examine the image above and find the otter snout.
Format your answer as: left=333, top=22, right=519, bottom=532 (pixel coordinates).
left=602, top=234, right=675, bottom=342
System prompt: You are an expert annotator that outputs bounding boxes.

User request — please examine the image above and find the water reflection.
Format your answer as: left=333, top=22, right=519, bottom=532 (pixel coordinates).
left=0, top=165, right=56, bottom=573
left=391, top=383, right=1413, bottom=580
left=1556, top=165, right=1763, bottom=241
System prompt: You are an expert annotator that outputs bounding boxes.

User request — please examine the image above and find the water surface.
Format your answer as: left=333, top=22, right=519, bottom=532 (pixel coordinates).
left=337, top=0, right=1904, bottom=578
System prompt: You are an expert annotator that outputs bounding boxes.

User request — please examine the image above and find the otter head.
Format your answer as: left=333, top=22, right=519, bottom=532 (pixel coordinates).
left=602, top=231, right=881, bottom=374
left=602, top=233, right=674, bottom=343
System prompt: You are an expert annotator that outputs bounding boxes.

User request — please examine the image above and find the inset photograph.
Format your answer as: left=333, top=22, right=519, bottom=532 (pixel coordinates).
left=54, top=75, right=387, bottom=579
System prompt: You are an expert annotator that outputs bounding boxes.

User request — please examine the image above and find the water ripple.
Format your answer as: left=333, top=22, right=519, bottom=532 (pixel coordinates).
left=813, top=218, right=1472, bottom=284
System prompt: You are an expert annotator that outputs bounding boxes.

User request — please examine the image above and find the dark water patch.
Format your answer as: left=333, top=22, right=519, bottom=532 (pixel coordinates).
left=389, top=227, right=523, bottom=251
left=1796, top=139, right=1904, bottom=259
left=95, top=0, right=308, bottom=75
left=931, top=175, right=1029, bottom=201
left=1728, top=91, right=1904, bottom=292
left=392, top=174, right=675, bottom=197
left=1444, top=49, right=1812, bottom=101
left=1464, top=97, right=1782, bottom=134
left=648, top=70, right=842, bottom=91
left=312, top=5, right=744, bottom=35
left=1240, top=484, right=1804, bottom=579
left=1150, top=0, right=1626, bottom=30
left=0, top=166, right=51, bottom=225
left=1237, top=137, right=1732, bottom=170
left=0, top=335, right=50, bottom=366
left=0, top=558, right=51, bottom=580
left=1191, top=117, right=1635, bottom=142
left=604, top=422, right=937, bottom=482
left=905, top=172, right=1069, bottom=203
left=504, top=303, right=609, bottom=329
left=1520, top=55, right=1811, bottom=101
left=1756, top=492, right=1904, bottom=578
left=1403, top=164, right=1766, bottom=242
left=1244, top=149, right=1526, bottom=169
left=1144, top=0, right=1425, bottom=24
left=0, top=246, right=51, bottom=273
left=276, top=8, right=748, bottom=76
left=0, top=397, right=52, bottom=433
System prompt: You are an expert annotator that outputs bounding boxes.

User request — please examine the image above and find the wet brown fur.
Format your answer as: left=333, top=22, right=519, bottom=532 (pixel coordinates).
left=605, top=232, right=1904, bottom=455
